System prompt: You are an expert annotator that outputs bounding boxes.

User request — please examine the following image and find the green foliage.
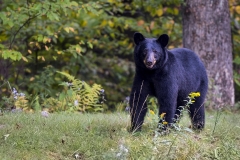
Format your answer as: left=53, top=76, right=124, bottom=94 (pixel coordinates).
left=44, top=71, right=105, bottom=112
left=1, top=49, right=22, bottom=61
left=14, top=96, right=29, bottom=110
left=1, top=0, right=239, bottom=110
left=230, top=0, right=240, bottom=100
left=27, top=65, right=59, bottom=96
left=0, top=0, right=184, bottom=110
left=0, top=72, right=105, bottom=113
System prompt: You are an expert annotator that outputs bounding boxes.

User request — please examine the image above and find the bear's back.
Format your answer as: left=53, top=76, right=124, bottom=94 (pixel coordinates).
left=169, top=48, right=206, bottom=74
left=167, top=48, right=208, bottom=92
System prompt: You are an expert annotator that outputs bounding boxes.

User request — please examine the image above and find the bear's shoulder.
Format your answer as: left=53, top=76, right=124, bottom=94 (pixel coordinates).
left=169, top=48, right=194, bottom=54
left=168, top=48, right=200, bottom=61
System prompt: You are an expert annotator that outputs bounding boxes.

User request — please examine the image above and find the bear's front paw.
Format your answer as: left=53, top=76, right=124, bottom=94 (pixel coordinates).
left=192, top=122, right=204, bottom=131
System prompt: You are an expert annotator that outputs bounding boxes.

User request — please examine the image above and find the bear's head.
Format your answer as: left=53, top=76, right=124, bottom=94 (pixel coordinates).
left=133, top=32, right=169, bottom=70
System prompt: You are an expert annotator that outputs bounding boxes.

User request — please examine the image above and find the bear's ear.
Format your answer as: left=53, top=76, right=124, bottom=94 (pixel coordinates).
left=133, top=32, right=145, bottom=45
left=157, top=34, right=169, bottom=48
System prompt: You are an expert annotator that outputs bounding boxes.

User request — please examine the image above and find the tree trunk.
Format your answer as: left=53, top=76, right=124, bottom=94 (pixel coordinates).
left=182, top=0, right=234, bottom=108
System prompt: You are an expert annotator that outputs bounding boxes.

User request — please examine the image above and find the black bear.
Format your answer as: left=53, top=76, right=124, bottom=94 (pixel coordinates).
left=130, top=32, right=208, bottom=132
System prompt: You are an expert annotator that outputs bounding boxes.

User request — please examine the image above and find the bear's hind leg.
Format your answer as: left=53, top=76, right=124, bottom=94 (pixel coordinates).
left=189, top=98, right=205, bottom=130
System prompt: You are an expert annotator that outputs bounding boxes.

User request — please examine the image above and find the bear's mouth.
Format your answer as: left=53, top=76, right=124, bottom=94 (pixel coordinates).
left=144, top=60, right=156, bottom=69
left=146, top=64, right=154, bottom=69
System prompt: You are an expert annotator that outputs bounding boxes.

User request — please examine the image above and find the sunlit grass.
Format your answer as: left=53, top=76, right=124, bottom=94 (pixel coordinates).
left=0, top=111, right=240, bottom=159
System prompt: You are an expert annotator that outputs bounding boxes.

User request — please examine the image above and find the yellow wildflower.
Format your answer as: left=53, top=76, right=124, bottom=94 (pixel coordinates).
left=160, top=113, right=166, bottom=119
left=163, top=121, right=168, bottom=125
left=189, top=92, right=201, bottom=98
left=149, top=110, right=155, bottom=115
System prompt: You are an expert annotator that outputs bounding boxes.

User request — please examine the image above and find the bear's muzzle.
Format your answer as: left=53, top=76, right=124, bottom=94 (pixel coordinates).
left=144, top=52, right=156, bottom=69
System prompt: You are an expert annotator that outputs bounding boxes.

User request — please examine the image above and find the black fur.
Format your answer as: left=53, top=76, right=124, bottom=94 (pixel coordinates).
left=130, top=32, right=208, bottom=132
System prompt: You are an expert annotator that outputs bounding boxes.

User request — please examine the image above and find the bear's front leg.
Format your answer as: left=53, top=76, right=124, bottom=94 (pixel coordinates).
left=158, top=104, right=176, bottom=130
left=129, top=80, right=150, bottom=132
left=156, top=86, right=178, bottom=131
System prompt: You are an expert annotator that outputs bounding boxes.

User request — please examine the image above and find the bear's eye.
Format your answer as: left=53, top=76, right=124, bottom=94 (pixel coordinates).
left=143, top=50, right=148, bottom=56
left=153, top=50, right=157, bottom=53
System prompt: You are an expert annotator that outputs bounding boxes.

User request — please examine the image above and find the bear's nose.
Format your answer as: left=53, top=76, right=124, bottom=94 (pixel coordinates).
left=146, top=61, right=153, bottom=66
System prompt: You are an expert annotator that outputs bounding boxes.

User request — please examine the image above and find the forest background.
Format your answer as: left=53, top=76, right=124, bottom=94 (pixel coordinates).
left=1, top=0, right=240, bottom=112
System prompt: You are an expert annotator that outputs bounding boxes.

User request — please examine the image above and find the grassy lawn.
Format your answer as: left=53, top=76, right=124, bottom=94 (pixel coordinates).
left=0, top=111, right=240, bottom=160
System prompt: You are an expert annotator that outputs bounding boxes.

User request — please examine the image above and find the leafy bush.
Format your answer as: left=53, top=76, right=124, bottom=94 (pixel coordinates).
left=1, top=0, right=240, bottom=109
left=0, top=0, right=183, bottom=110
left=0, top=72, right=105, bottom=113
left=44, top=71, right=105, bottom=112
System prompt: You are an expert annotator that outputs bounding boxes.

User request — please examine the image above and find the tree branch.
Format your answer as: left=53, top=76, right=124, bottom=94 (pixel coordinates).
left=9, top=14, right=40, bottom=49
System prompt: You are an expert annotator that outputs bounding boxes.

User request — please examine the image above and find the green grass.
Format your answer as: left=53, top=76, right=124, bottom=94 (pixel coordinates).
left=0, top=111, right=240, bottom=160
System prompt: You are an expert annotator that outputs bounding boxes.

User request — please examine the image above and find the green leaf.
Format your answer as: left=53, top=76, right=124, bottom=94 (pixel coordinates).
left=87, top=42, right=93, bottom=49
left=233, top=57, right=240, bottom=65
left=67, top=89, right=73, bottom=96
left=72, top=52, right=77, bottom=58
left=64, top=27, right=70, bottom=33
left=1, top=50, right=22, bottom=61
left=70, top=1, right=79, bottom=7
left=59, top=93, right=66, bottom=101
left=37, top=35, right=44, bottom=42
left=33, top=96, right=41, bottom=111
left=53, top=56, right=57, bottom=60
left=0, top=12, right=6, bottom=23
left=47, top=12, right=60, bottom=21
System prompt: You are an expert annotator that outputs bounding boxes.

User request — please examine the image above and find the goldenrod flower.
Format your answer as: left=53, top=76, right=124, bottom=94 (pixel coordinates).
left=149, top=110, right=155, bottom=115
left=163, top=121, right=168, bottom=125
left=189, top=92, right=200, bottom=98
left=160, top=113, right=166, bottom=119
